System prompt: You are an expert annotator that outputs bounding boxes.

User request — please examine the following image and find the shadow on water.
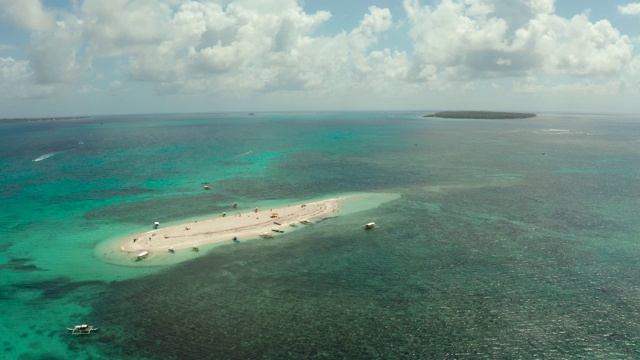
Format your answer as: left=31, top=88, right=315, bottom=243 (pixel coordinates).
left=2, top=257, right=48, bottom=272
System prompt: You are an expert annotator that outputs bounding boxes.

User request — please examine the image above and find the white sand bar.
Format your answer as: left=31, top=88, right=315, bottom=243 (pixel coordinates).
left=97, top=192, right=400, bottom=266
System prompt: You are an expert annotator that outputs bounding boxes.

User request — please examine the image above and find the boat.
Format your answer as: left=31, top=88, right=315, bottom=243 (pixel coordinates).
left=363, top=222, right=377, bottom=229
left=68, top=325, right=98, bottom=335
left=259, top=232, right=274, bottom=238
left=203, top=185, right=211, bottom=190
left=192, top=245, right=200, bottom=252
left=136, top=251, right=149, bottom=260
left=299, top=219, right=311, bottom=225
left=167, top=247, right=175, bottom=253
left=153, top=221, right=160, bottom=228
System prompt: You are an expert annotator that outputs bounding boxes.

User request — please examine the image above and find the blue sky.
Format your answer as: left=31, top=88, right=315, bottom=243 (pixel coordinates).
left=1, top=0, right=640, bottom=117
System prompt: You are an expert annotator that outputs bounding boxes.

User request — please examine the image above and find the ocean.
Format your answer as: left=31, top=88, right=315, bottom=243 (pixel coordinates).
left=1, top=112, right=640, bottom=359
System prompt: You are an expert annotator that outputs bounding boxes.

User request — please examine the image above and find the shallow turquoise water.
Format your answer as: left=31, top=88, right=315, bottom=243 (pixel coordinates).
left=2, top=112, right=640, bottom=358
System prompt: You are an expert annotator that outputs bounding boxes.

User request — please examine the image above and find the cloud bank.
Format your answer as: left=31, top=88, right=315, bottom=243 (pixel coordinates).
left=0, top=0, right=638, bottom=115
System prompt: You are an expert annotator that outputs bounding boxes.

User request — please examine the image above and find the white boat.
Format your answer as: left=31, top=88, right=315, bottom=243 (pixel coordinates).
left=363, top=222, right=377, bottom=229
left=68, top=324, right=98, bottom=335
left=167, top=247, right=175, bottom=253
left=154, top=221, right=160, bottom=228
left=259, top=232, right=274, bottom=238
left=136, top=251, right=149, bottom=260
left=192, top=245, right=200, bottom=252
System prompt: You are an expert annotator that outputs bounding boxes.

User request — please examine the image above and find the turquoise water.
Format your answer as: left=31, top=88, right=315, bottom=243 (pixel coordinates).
left=2, top=112, right=640, bottom=358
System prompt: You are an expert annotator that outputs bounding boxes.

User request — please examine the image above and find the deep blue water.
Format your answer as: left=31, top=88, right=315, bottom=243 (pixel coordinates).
left=2, top=112, right=640, bottom=359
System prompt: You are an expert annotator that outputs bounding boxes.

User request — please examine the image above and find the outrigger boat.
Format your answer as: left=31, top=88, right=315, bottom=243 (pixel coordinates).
left=68, top=324, right=98, bottom=335
left=363, top=222, right=378, bottom=229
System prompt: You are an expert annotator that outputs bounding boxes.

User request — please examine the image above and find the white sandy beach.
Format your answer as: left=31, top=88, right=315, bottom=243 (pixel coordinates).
left=117, top=197, right=341, bottom=254
left=96, top=192, right=400, bottom=266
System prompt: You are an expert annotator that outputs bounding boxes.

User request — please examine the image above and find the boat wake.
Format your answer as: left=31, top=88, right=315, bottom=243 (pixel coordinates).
left=32, top=152, right=63, bottom=162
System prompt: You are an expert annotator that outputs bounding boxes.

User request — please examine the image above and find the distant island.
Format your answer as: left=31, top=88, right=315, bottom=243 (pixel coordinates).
left=423, top=111, right=536, bottom=119
left=0, top=116, right=88, bottom=124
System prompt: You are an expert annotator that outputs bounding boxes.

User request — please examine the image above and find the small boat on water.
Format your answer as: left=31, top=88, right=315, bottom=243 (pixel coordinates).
left=271, top=228, right=284, bottom=233
left=203, top=185, right=211, bottom=190
left=136, top=251, right=149, bottom=260
left=68, top=325, right=98, bottom=335
left=192, top=245, right=200, bottom=252
left=154, top=221, right=160, bottom=228
left=363, top=222, right=377, bottom=229
left=167, top=247, right=175, bottom=253
left=260, top=232, right=274, bottom=238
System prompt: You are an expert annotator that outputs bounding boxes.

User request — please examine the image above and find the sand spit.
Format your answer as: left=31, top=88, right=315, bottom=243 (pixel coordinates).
left=96, top=192, right=400, bottom=266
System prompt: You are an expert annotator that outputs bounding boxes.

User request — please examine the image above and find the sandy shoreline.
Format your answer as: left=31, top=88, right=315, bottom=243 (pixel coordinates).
left=96, top=192, right=400, bottom=266
left=114, top=197, right=343, bottom=257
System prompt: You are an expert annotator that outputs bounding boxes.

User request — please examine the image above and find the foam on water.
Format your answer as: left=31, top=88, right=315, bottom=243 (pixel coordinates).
left=32, top=151, right=63, bottom=161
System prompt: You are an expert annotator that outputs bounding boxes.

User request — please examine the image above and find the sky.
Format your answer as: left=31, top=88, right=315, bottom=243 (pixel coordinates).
left=1, top=0, right=640, bottom=118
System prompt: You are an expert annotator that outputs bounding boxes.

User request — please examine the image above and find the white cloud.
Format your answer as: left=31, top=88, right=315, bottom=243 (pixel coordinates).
left=0, top=57, right=55, bottom=99
left=81, top=0, right=175, bottom=57
left=1, top=0, right=640, bottom=115
left=513, top=76, right=623, bottom=95
left=618, top=3, right=640, bottom=15
left=0, top=57, right=31, bottom=82
left=403, top=0, right=633, bottom=83
left=0, top=0, right=54, bottom=31
left=0, top=43, right=14, bottom=52
left=29, top=18, right=91, bottom=84
left=171, top=2, right=398, bottom=94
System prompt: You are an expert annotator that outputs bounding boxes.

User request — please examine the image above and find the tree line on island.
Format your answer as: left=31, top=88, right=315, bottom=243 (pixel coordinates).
left=423, top=111, right=536, bottom=119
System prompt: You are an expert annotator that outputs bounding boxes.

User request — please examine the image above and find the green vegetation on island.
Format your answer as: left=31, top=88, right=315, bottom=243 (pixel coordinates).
left=423, top=111, right=536, bottom=119
left=0, top=116, right=88, bottom=124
